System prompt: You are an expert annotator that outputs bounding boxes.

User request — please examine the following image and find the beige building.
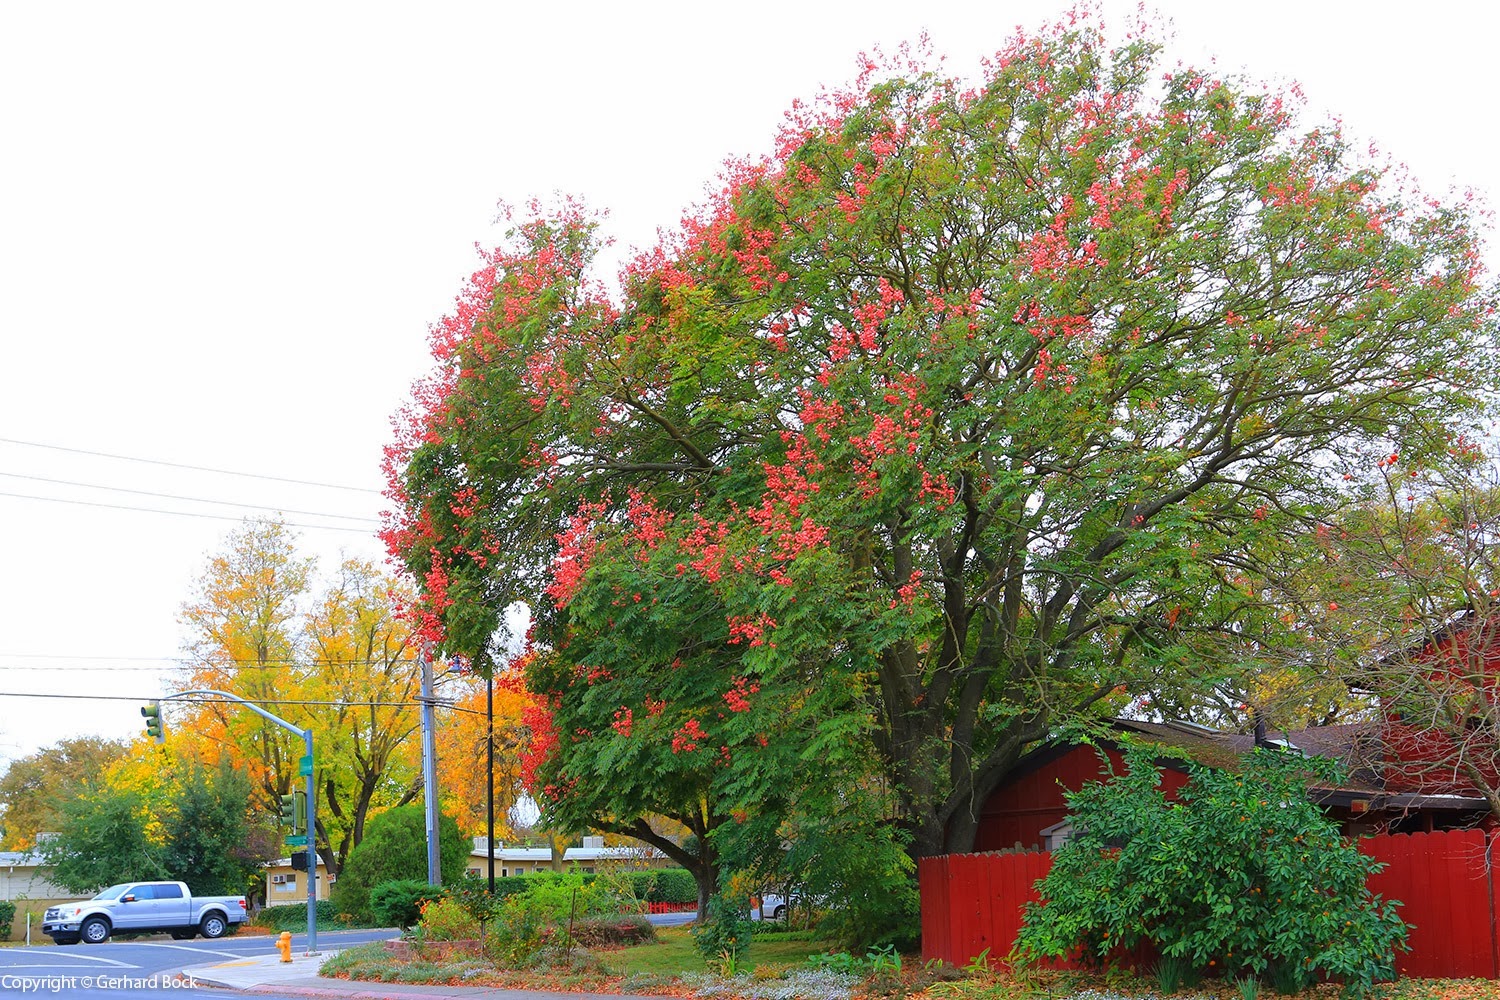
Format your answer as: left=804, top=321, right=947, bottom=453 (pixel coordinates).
left=261, top=858, right=332, bottom=907
left=0, top=850, right=72, bottom=902
left=467, top=835, right=673, bottom=877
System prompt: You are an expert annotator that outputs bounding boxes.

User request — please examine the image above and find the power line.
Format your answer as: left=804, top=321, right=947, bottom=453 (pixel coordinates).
left=0, top=691, right=435, bottom=708
left=0, top=471, right=379, bottom=524
left=0, top=653, right=423, bottom=666
left=0, top=437, right=381, bottom=494
left=0, top=490, right=379, bottom=533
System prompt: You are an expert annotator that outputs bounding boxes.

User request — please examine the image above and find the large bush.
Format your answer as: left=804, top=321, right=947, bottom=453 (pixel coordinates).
left=370, top=879, right=447, bottom=930
left=0, top=900, right=15, bottom=942
left=1015, top=744, right=1407, bottom=995
left=330, top=806, right=468, bottom=922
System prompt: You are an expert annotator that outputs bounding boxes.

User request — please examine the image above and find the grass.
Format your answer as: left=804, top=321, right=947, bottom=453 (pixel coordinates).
left=604, top=925, right=839, bottom=977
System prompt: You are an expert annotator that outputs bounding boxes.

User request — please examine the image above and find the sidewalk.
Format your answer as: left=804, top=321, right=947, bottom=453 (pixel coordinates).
left=180, top=949, right=634, bottom=998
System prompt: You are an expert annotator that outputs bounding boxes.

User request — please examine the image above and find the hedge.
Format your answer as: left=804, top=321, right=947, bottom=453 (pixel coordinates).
left=460, top=868, right=696, bottom=905
left=250, top=899, right=350, bottom=931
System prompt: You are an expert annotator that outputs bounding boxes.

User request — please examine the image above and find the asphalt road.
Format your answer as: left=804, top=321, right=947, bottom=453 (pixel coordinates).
left=0, top=927, right=393, bottom=999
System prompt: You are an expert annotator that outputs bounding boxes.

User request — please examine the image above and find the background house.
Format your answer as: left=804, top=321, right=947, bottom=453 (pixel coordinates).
left=0, top=849, right=71, bottom=903
left=972, top=718, right=1491, bottom=852
left=467, top=835, right=672, bottom=877
left=261, top=857, right=332, bottom=907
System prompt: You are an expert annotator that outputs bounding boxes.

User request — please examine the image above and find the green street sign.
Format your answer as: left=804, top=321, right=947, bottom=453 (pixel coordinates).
left=298, top=755, right=313, bottom=777
left=285, top=834, right=308, bottom=847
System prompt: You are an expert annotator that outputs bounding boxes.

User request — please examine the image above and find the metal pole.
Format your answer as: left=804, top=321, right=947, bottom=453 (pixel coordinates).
left=304, top=729, right=318, bottom=956
left=164, top=690, right=318, bottom=954
left=487, top=668, right=495, bottom=893
left=420, top=645, right=441, bottom=885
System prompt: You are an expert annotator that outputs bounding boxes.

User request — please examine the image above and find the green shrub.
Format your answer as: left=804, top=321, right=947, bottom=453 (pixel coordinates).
left=692, top=891, right=751, bottom=965
left=251, top=899, right=347, bottom=931
left=370, top=880, right=447, bottom=930
left=1015, top=744, right=1408, bottom=997
left=507, top=868, right=632, bottom=924
left=415, top=895, right=480, bottom=940
left=330, top=806, right=468, bottom=923
left=0, top=899, right=15, bottom=942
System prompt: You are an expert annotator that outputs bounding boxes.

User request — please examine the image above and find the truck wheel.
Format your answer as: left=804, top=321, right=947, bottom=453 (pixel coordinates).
left=773, top=904, right=787, bottom=920
left=80, top=918, right=111, bottom=944
left=199, top=913, right=228, bottom=939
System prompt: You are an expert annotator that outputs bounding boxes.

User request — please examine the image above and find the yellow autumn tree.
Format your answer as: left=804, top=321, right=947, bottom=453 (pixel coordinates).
left=435, top=678, right=531, bottom=840
left=175, top=518, right=423, bottom=871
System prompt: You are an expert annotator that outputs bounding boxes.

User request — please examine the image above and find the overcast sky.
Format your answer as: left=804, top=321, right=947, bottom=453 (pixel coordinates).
left=2, top=1, right=1496, bottom=772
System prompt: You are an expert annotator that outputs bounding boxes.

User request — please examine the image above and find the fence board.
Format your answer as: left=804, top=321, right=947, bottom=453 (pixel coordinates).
left=925, top=830, right=1499, bottom=979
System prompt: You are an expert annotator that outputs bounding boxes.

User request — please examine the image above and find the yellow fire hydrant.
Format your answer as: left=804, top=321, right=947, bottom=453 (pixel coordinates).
left=277, top=931, right=293, bottom=963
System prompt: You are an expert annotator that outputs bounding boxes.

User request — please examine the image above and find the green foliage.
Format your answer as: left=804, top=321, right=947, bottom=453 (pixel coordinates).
left=1015, top=744, right=1408, bottom=995
left=0, top=899, right=15, bottom=942
left=330, top=806, right=468, bottom=922
left=39, top=757, right=268, bottom=895
left=627, top=867, right=697, bottom=903
left=370, top=879, right=447, bottom=930
left=693, top=891, right=752, bottom=965
left=1152, top=954, right=1200, bottom=993
left=160, top=760, right=264, bottom=895
left=415, top=895, right=479, bottom=940
left=250, top=898, right=348, bottom=931
left=503, top=867, right=631, bottom=925
left=42, top=781, right=163, bottom=892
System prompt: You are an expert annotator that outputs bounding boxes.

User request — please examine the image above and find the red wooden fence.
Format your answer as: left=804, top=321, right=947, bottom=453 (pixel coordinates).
left=920, top=829, right=1500, bottom=980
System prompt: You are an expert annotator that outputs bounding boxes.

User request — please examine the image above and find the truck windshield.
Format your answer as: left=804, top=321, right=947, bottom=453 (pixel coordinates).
left=92, top=885, right=129, bottom=900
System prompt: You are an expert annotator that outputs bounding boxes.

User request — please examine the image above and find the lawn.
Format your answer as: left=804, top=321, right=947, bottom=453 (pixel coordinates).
left=604, top=926, right=838, bottom=977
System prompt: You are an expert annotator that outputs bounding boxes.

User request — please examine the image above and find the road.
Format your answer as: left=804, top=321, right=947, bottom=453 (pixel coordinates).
left=0, top=927, right=392, bottom=999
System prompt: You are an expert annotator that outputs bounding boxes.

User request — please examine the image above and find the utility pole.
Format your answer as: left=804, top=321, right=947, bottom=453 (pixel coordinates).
left=419, top=644, right=441, bottom=886
left=487, top=664, right=496, bottom=892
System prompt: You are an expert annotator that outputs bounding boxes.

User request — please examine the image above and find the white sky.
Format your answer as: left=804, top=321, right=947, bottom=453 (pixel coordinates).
left=2, top=1, right=1496, bottom=772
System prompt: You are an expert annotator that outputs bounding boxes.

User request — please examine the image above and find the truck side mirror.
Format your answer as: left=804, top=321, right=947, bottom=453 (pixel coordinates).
left=121, top=894, right=136, bottom=903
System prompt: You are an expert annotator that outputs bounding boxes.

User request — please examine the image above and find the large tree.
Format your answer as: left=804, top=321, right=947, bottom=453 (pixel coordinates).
left=177, top=518, right=423, bottom=872
left=385, top=15, right=1498, bottom=864
left=0, top=737, right=128, bottom=850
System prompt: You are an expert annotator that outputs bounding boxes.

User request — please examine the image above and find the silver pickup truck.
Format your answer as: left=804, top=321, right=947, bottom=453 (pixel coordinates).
left=43, top=880, right=248, bottom=944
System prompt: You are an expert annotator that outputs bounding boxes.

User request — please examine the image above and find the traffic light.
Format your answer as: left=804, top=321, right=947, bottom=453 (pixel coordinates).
left=279, top=791, right=304, bottom=833
left=141, top=701, right=164, bottom=743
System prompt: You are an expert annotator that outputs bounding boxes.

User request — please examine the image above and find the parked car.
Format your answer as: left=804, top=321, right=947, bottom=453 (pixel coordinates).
left=43, top=880, right=248, bottom=945
left=755, top=888, right=825, bottom=920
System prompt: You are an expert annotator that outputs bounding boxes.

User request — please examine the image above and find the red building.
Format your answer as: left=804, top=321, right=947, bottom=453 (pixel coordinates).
left=972, top=718, right=1491, bottom=853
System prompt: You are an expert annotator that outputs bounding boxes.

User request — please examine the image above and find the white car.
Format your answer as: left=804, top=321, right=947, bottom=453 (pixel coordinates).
left=43, top=880, right=247, bottom=945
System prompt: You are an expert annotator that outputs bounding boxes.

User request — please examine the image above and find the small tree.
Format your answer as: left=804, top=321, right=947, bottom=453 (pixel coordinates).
left=1016, top=744, right=1407, bottom=995
left=162, top=760, right=266, bottom=895
left=43, top=782, right=163, bottom=893
left=331, top=805, right=468, bottom=922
